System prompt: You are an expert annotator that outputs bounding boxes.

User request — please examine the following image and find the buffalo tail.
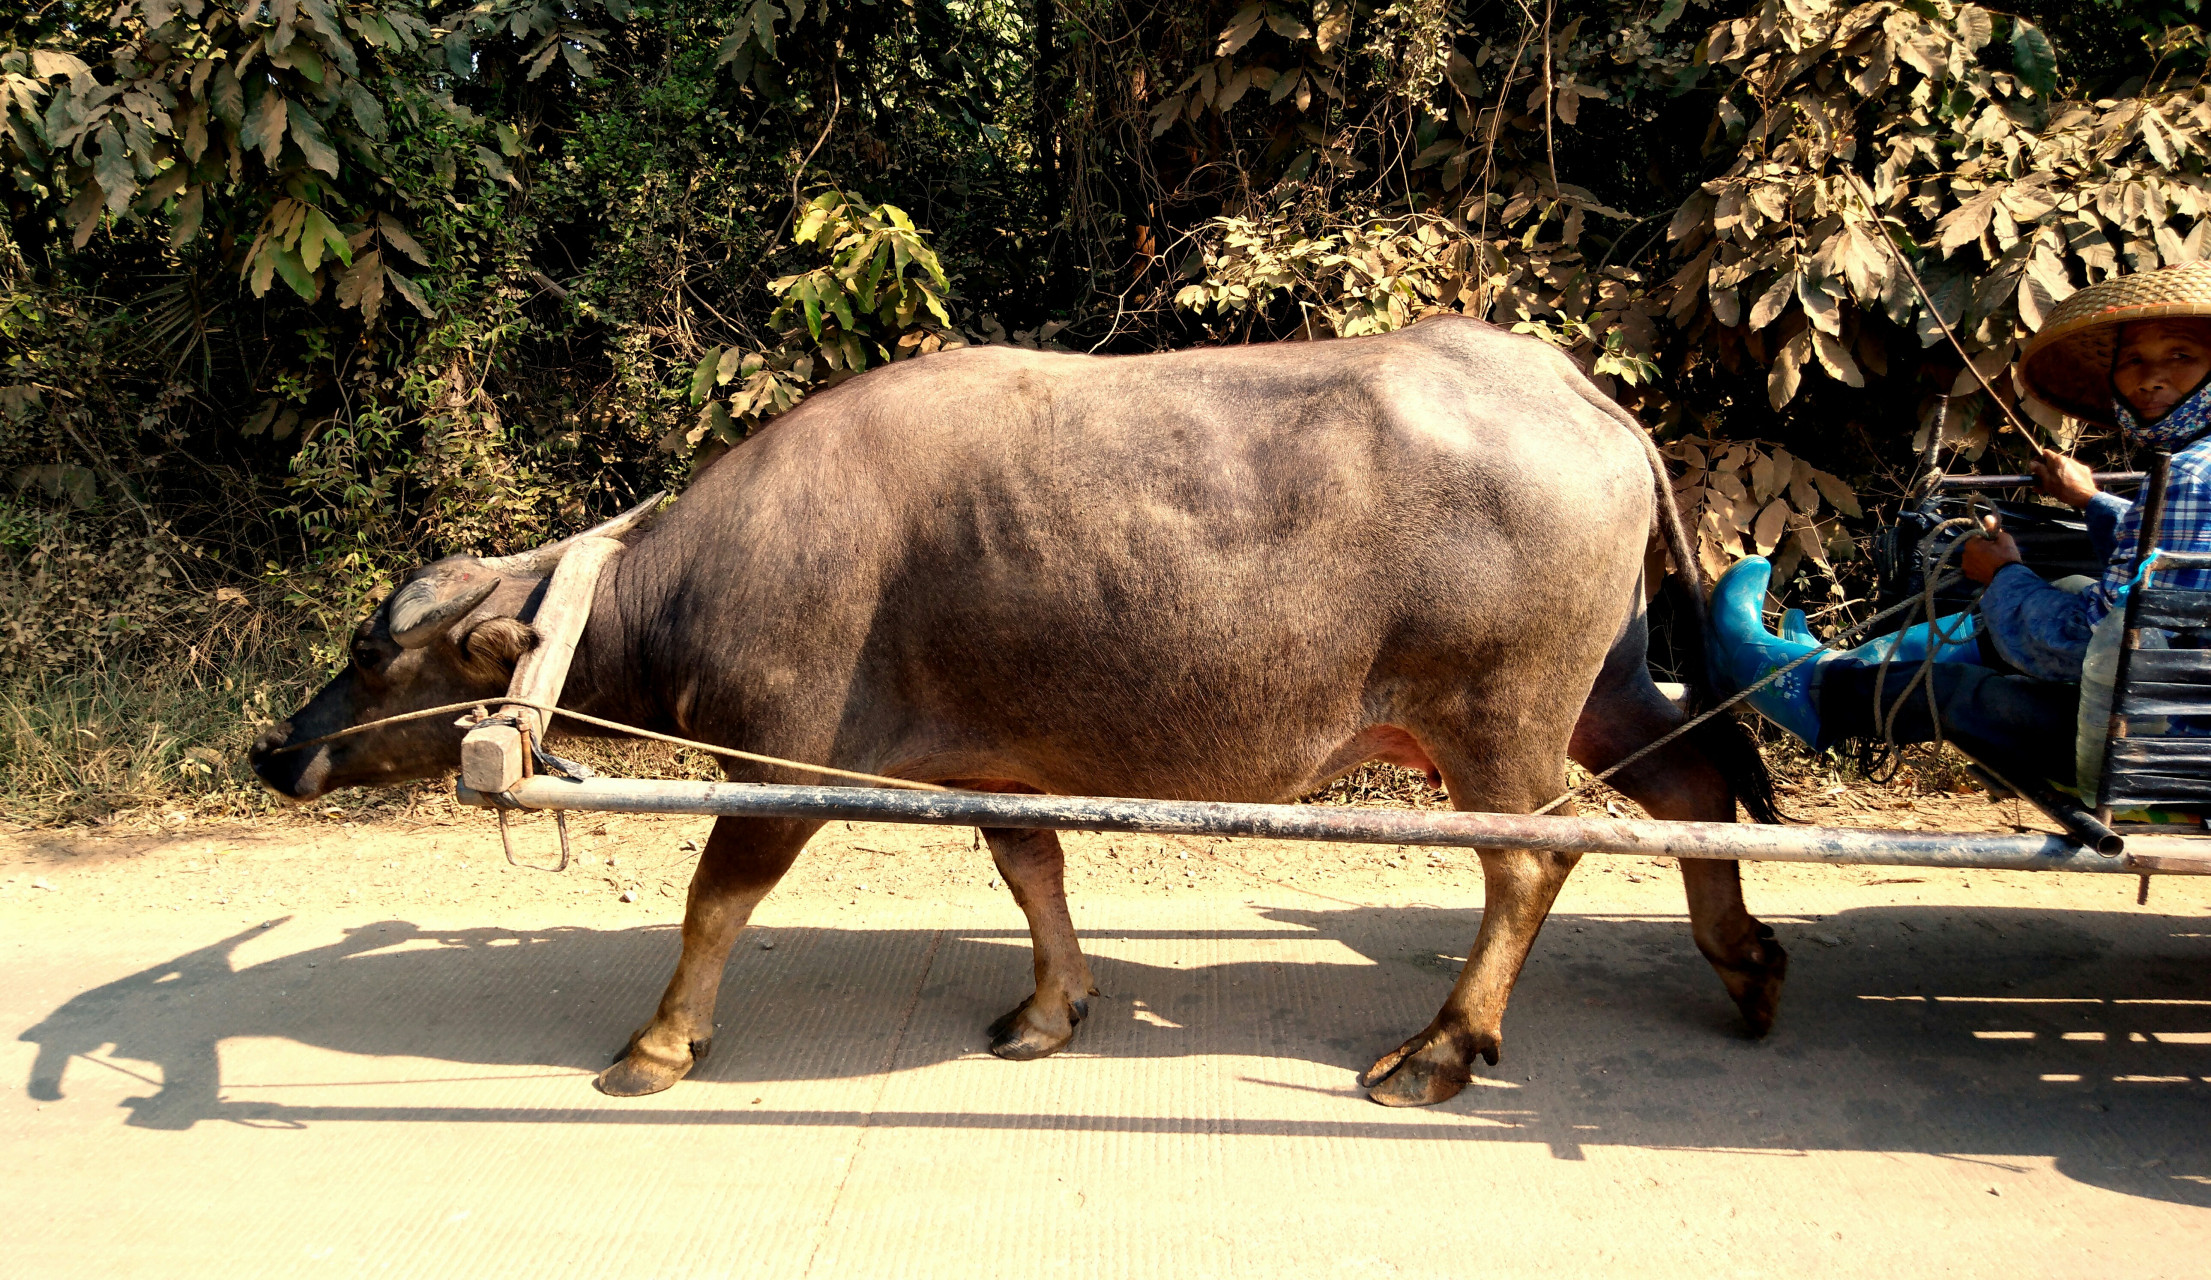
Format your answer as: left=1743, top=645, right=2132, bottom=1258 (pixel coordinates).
left=1568, top=374, right=1784, bottom=827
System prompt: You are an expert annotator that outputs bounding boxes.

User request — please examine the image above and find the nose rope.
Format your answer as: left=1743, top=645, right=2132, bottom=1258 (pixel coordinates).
left=263, top=697, right=953, bottom=793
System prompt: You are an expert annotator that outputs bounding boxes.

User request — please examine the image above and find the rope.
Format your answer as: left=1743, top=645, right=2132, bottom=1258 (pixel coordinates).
left=267, top=697, right=953, bottom=792
left=1864, top=511, right=1990, bottom=781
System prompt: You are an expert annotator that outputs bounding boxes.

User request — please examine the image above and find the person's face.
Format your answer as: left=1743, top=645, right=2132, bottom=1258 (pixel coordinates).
left=2113, top=319, right=2211, bottom=421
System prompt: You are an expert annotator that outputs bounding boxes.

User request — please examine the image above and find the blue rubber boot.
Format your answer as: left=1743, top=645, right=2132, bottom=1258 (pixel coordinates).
left=1855, top=614, right=1982, bottom=667
left=1707, top=558, right=1831, bottom=747
left=1780, top=609, right=1815, bottom=646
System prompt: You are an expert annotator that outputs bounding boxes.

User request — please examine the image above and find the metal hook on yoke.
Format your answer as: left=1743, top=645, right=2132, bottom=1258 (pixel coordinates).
left=498, top=806, right=573, bottom=872
left=462, top=705, right=590, bottom=873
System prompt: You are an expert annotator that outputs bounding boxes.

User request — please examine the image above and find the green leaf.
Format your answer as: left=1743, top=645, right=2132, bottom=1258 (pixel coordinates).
left=749, top=0, right=779, bottom=56
left=800, top=278, right=823, bottom=340
left=860, top=239, right=888, bottom=310
left=288, top=100, right=338, bottom=175
left=270, top=244, right=318, bottom=300
left=2011, top=18, right=2057, bottom=97
left=300, top=206, right=350, bottom=269
left=276, top=42, right=325, bottom=83
left=339, top=80, right=386, bottom=139
left=689, top=347, right=722, bottom=404
left=298, top=0, right=359, bottom=76
left=604, top=0, right=633, bottom=19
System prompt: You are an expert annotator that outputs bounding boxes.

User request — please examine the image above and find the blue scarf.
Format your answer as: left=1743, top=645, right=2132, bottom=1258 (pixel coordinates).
left=2115, top=377, right=2211, bottom=449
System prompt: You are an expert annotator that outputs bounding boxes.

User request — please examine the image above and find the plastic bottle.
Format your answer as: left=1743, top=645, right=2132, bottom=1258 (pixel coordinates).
left=2075, top=607, right=2167, bottom=792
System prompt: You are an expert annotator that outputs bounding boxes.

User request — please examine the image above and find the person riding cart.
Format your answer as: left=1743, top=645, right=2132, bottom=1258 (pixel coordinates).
left=1708, top=263, right=2211, bottom=789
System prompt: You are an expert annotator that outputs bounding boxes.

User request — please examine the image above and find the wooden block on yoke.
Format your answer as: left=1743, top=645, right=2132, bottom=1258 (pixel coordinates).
left=462, top=722, right=527, bottom=793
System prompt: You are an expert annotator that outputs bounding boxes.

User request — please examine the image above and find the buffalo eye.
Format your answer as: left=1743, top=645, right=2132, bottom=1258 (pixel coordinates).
left=351, top=639, right=393, bottom=673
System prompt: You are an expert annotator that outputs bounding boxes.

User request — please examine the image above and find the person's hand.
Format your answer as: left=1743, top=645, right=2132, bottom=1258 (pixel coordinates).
left=2031, top=447, right=2098, bottom=510
left=1960, top=514, right=2023, bottom=585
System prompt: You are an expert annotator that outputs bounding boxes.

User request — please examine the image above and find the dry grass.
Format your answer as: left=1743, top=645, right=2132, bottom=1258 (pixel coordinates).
left=0, top=647, right=745, bottom=831
left=0, top=629, right=327, bottom=827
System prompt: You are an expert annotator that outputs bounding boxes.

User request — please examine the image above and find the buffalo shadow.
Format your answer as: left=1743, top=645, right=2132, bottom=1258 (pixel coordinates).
left=17, top=898, right=2211, bottom=1206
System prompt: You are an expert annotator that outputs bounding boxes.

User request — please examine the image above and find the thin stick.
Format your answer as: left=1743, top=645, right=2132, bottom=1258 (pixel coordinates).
left=1839, top=171, right=2044, bottom=449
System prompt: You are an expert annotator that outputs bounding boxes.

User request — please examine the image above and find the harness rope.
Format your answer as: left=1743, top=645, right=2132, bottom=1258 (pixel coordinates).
left=268, top=697, right=952, bottom=792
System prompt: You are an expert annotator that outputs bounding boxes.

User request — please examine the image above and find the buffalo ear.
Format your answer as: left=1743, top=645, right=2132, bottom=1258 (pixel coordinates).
left=463, top=616, right=539, bottom=670
left=388, top=567, right=501, bottom=648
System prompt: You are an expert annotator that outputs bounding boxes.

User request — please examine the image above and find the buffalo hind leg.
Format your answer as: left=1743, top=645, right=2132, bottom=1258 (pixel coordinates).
left=596, top=815, right=817, bottom=1097
left=1363, top=843, right=1579, bottom=1107
left=982, top=826, right=1098, bottom=1060
left=1570, top=663, right=1787, bottom=1034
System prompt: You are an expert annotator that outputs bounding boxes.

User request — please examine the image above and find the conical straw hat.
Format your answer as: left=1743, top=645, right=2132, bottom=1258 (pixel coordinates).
left=2019, top=262, right=2211, bottom=424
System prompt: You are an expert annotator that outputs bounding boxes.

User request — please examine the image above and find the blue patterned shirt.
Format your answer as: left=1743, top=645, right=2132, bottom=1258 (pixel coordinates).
left=1982, top=383, right=2211, bottom=681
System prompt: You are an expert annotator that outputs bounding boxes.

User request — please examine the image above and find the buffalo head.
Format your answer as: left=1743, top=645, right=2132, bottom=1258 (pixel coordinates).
left=249, top=494, right=662, bottom=799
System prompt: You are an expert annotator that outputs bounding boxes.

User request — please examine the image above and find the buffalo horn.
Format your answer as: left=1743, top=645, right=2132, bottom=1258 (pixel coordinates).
left=477, top=490, right=669, bottom=576
left=387, top=572, right=502, bottom=648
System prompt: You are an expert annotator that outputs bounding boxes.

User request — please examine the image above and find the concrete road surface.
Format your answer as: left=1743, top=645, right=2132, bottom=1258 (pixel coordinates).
left=5, top=821, right=2210, bottom=1277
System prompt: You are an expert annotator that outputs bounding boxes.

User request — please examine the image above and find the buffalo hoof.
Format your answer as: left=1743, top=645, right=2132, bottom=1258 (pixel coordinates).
left=1360, top=1028, right=1499, bottom=1108
left=593, top=1031, right=707, bottom=1097
left=1710, top=924, right=1788, bottom=1036
left=987, top=994, right=1088, bottom=1061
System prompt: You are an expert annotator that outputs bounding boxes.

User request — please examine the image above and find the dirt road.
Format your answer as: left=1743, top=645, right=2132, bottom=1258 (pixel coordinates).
left=5, top=790, right=2208, bottom=1276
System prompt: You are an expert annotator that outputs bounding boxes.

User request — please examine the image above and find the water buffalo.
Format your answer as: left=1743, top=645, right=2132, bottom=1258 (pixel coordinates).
left=251, top=315, right=1785, bottom=1107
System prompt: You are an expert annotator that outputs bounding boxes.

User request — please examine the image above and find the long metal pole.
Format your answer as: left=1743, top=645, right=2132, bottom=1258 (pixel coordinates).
left=1934, top=472, right=2145, bottom=491
left=458, top=777, right=2211, bottom=875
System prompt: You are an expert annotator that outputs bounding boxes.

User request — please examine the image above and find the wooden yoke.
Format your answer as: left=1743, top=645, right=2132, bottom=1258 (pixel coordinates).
left=461, top=534, right=627, bottom=794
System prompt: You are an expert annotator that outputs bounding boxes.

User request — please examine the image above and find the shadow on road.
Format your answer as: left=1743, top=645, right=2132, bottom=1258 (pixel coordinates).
left=18, top=902, right=2210, bottom=1205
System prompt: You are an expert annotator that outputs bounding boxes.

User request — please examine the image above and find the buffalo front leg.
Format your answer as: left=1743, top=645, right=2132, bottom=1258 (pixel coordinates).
left=596, top=815, right=817, bottom=1097
left=982, top=826, right=1098, bottom=1060
left=1362, top=846, right=1578, bottom=1108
